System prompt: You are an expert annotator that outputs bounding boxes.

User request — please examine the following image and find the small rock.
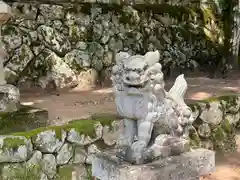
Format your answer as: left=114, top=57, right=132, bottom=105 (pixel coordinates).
left=39, top=4, right=65, bottom=20
left=76, top=69, right=99, bottom=89
left=86, top=144, right=101, bottom=164
left=6, top=44, right=34, bottom=73
left=57, top=143, right=74, bottom=165
left=41, top=154, right=57, bottom=179
left=40, top=173, right=49, bottom=180
left=200, top=101, right=223, bottom=125
left=67, top=122, right=103, bottom=146
left=37, top=25, right=71, bottom=54
left=33, top=130, right=66, bottom=153
left=73, top=147, right=87, bottom=164
left=102, top=121, right=120, bottom=146
left=27, top=150, right=42, bottom=166
left=38, top=51, right=77, bottom=89
left=0, top=135, right=33, bottom=163
left=12, top=3, right=38, bottom=19
left=198, top=123, right=211, bottom=138
left=102, top=51, right=114, bottom=67
left=76, top=41, right=87, bottom=50
left=64, top=49, right=91, bottom=70
left=0, top=84, right=20, bottom=112
left=225, top=112, right=240, bottom=125
left=74, top=164, right=89, bottom=180
left=2, top=25, right=22, bottom=50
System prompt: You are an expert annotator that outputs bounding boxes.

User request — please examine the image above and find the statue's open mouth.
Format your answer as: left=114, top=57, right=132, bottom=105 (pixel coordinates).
left=123, top=78, right=149, bottom=88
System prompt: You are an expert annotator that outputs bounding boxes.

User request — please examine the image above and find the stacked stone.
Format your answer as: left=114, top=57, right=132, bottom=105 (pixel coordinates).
left=0, top=95, right=239, bottom=179
left=0, top=120, right=120, bottom=180
left=1, top=2, right=217, bottom=88
left=189, top=95, right=240, bottom=152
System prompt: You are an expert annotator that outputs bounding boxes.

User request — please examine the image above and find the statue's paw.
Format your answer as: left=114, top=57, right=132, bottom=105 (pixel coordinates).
left=131, top=141, right=147, bottom=155
left=135, top=155, right=145, bottom=165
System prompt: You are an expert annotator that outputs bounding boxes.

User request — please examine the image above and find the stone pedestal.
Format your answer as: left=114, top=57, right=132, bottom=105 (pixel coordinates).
left=92, top=148, right=215, bottom=180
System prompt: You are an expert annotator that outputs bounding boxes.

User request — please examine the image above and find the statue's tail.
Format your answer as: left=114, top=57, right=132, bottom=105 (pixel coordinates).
left=167, top=74, right=187, bottom=106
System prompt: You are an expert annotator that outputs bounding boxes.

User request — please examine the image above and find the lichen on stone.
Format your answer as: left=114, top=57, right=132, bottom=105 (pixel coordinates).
left=12, top=113, right=120, bottom=140
left=1, top=137, right=25, bottom=151
left=0, top=105, right=47, bottom=135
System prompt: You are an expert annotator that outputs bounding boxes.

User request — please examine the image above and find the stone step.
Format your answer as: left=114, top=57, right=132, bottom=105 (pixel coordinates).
left=92, top=148, right=215, bottom=180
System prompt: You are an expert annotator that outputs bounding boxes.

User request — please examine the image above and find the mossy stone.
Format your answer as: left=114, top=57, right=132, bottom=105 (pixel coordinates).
left=11, top=113, right=122, bottom=140
left=56, top=165, right=73, bottom=180
left=0, top=164, right=42, bottom=180
left=189, top=128, right=201, bottom=148
left=0, top=105, right=48, bottom=135
left=1, top=137, right=25, bottom=151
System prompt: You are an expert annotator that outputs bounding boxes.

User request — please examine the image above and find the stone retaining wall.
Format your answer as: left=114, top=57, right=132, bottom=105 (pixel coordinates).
left=189, top=95, right=240, bottom=152
left=0, top=95, right=239, bottom=179
left=0, top=116, right=121, bottom=180
left=2, top=1, right=220, bottom=88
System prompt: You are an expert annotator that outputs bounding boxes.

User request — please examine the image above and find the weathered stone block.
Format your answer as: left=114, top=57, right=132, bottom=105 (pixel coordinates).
left=92, top=148, right=215, bottom=180
left=0, top=135, right=33, bottom=163
left=0, top=105, right=48, bottom=134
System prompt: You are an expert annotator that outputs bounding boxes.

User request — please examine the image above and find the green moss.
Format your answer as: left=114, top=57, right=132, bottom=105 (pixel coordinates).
left=69, top=25, right=80, bottom=41
left=1, top=25, right=19, bottom=36
left=199, top=95, right=238, bottom=104
left=212, top=126, right=226, bottom=140
left=1, top=164, right=42, bottom=180
left=221, top=119, right=233, bottom=134
left=0, top=105, right=48, bottom=135
left=1, top=137, right=25, bottom=151
left=189, top=128, right=201, bottom=148
left=211, top=126, right=227, bottom=150
left=12, top=126, right=64, bottom=140
left=86, top=165, right=92, bottom=180
left=56, top=165, right=73, bottom=180
left=11, top=113, right=121, bottom=140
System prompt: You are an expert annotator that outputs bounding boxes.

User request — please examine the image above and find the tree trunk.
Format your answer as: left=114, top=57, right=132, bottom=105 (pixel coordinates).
left=231, top=0, right=240, bottom=69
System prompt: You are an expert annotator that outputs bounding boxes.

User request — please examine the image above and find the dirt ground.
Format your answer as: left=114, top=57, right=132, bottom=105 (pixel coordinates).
left=20, top=75, right=240, bottom=180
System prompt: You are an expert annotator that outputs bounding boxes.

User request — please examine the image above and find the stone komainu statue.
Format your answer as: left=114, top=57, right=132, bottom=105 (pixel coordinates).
left=111, top=50, right=196, bottom=164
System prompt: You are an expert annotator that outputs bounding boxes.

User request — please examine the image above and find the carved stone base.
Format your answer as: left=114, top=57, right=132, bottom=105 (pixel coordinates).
left=0, top=84, right=20, bottom=112
left=117, top=136, right=190, bottom=164
left=92, top=148, right=215, bottom=180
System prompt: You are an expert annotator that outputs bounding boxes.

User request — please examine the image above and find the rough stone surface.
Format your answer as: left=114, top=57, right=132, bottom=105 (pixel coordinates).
left=92, top=148, right=215, bottom=180
left=72, top=146, right=87, bottom=164
left=33, top=130, right=66, bottom=153
left=102, top=121, right=120, bottom=146
left=0, top=84, right=20, bottom=112
left=86, top=144, right=101, bottom=165
left=200, top=101, right=223, bottom=125
left=1, top=1, right=218, bottom=88
left=27, top=150, right=42, bottom=166
left=189, top=95, right=240, bottom=152
left=56, top=143, right=74, bottom=165
left=41, top=154, right=57, bottom=179
left=67, top=122, right=103, bottom=145
left=0, top=135, right=33, bottom=163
